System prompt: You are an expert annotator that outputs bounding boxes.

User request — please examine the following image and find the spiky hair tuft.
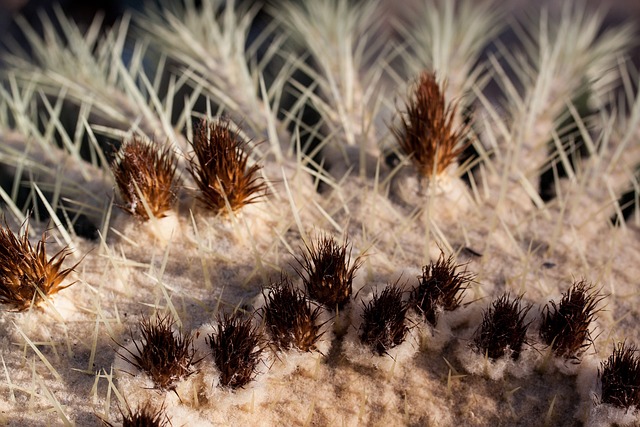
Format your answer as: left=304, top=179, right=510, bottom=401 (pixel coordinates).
left=359, top=283, right=409, bottom=356
left=599, top=341, right=640, bottom=409
left=392, top=71, right=469, bottom=177
left=116, top=313, right=199, bottom=391
left=294, top=234, right=363, bottom=311
left=473, top=293, right=532, bottom=360
left=409, top=250, right=473, bottom=326
left=261, top=275, right=324, bottom=352
left=539, top=279, right=604, bottom=360
left=187, top=119, right=266, bottom=214
left=102, top=401, right=169, bottom=427
left=0, top=219, right=77, bottom=311
left=207, top=311, right=265, bottom=389
left=111, top=137, right=179, bottom=221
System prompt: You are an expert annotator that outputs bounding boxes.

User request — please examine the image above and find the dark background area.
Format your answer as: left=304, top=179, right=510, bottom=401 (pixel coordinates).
left=1, top=0, right=639, bottom=43
left=0, top=0, right=637, bottom=95
left=0, top=0, right=638, bottom=94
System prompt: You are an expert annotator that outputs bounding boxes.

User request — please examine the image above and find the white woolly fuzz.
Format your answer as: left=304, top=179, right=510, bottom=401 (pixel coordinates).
left=585, top=404, right=639, bottom=427
left=232, top=202, right=276, bottom=241
left=456, top=342, right=508, bottom=381
left=414, top=302, right=480, bottom=353
left=455, top=340, right=538, bottom=381
left=204, top=374, right=270, bottom=413
left=575, top=355, right=604, bottom=423
left=392, top=165, right=473, bottom=215
left=163, top=404, right=215, bottom=427
left=11, top=309, right=58, bottom=343
left=342, top=326, right=418, bottom=377
left=535, top=346, right=574, bottom=376
left=267, top=349, right=325, bottom=379
left=36, top=292, right=78, bottom=322
left=143, top=211, right=182, bottom=243
left=412, top=314, right=452, bottom=353
left=447, top=299, right=485, bottom=329
left=313, top=307, right=335, bottom=354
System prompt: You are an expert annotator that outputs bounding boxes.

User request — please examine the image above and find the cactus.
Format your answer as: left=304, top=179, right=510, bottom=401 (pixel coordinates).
left=0, top=0, right=638, bottom=425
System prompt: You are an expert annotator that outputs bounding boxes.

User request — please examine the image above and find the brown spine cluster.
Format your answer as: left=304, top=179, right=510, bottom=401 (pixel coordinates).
left=207, top=312, right=265, bottom=389
left=103, top=401, right=168, bottom=427
left=187, top=119, right=266, bottom=214
left=599, top=342, right=640, bottom=408
left=117, top=314, right=199, bottom=391
left=294, top=234, right=363, bottom=311
left=539, top=280, right=603, bottom=360
left=111, top=137, right=179, bottom=221
left=359, top=283, right=409, bottom=356
left=409, top=251, right=473, bottom=326
left=0, top=220, right=77, bottom=311
left=473, top=294, right=532, bottom=360
left=393, top=71, right=468, bottom=176
left=261, top=276, right=324, bottom=352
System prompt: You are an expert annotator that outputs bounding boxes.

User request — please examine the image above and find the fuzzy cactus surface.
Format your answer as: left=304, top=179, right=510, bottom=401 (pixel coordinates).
left=0, top=1, right=639, bottom=426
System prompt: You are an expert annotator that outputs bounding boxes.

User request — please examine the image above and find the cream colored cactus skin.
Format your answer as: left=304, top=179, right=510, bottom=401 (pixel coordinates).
left=0, top=1, right=639, bottom=426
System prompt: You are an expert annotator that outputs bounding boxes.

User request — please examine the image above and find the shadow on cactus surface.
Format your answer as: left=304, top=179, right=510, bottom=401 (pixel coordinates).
left=0, top=0, right=639, bottom=426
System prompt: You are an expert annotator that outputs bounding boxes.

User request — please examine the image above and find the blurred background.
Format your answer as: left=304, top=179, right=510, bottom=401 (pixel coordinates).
left=0, top=0, right=638, bottom=71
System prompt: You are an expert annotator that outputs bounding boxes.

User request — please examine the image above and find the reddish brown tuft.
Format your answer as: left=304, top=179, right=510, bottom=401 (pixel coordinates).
left=473, top=293, right=532, bottom=360
left=207, top=311, right=266, bottom=389
left=409, top=250, right=473, bottom=326
left=0, top=220, right=77, bottom=311
left=539, top=280, right=604, bottom=360
left=117, top=313, right=199, bottom=391
left=359, top=283, right=409, bottom=356
left=599, top=341, right=640, bottom=408
left=294, top=234, right=363, bottom=311
left=111, top=137, right=179, bottom=221
left=261, top=276, right=324, bottom=352
left=102, top=401, right=169, bottom=427
left=392, top=71, right=468, bottom=176
left=187, top=119, right=266, bottom=214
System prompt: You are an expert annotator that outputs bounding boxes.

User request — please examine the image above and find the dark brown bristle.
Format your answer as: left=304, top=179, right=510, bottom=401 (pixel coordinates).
left=409, top=251, right=473, bottom=326
left=111, top=137, right=179, bottom=221
left=207, top=312, right=265, bottom=389
left=599, top=342, right=640, bottom=408
left=187, top=119, right=266, bottom=214
left=294, top=234, right=363, bottom=311
left=0, top=220, right=77, bottom=311
left=261, top=276, right=323, bottom=352
left=392, top=71, right=469, bottom=177
left=359, top=283, right=409, bottom=356
left=102, top=401, right=168, bottom=427
left=539, top=280, right=604, bottom=360
left=117, top=313, right=198, bottom=391
left=473, top=294, right=532, bottom=360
